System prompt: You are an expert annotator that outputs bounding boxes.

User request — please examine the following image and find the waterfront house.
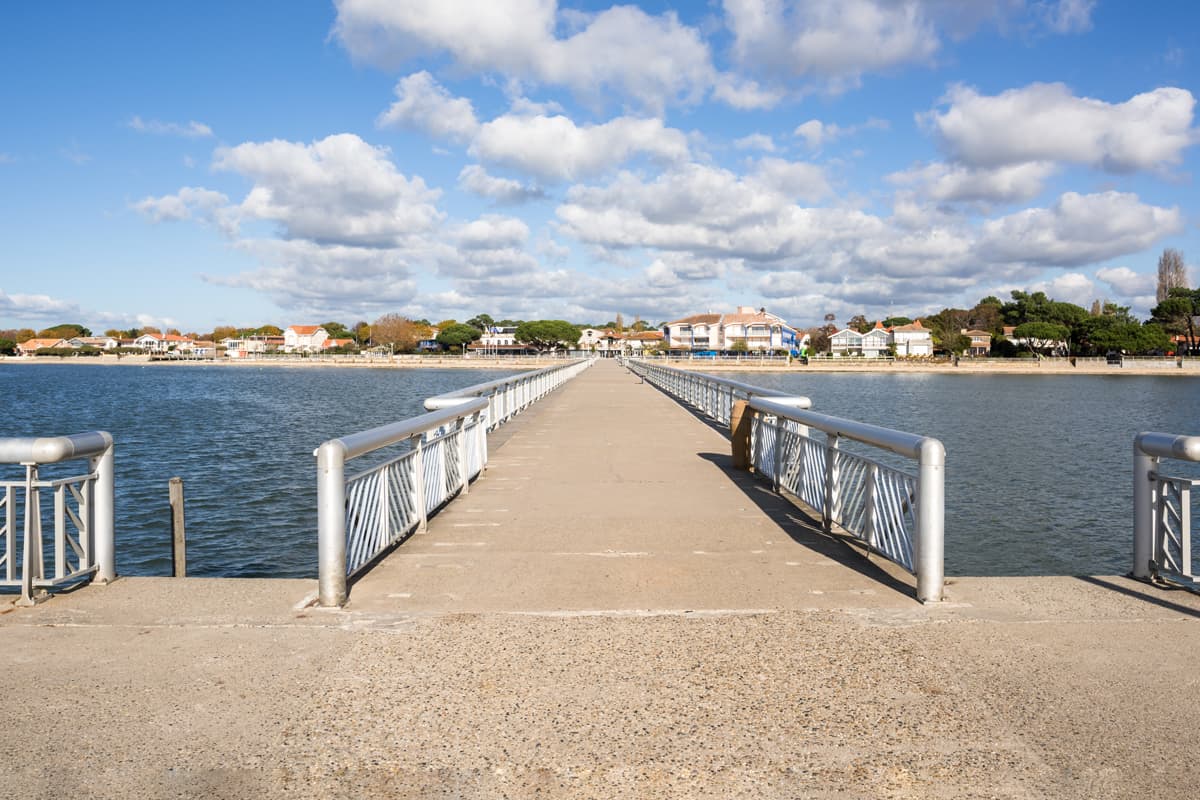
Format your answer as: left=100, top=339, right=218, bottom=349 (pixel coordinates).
left=891, top=319, right=934, bottom=356
left=962, top=329, right=992, bottom=357
left=283, top=325, right=329, bottom=353
left=133, top=333, right=194, bottom=353
left=624, top=330, right=664, bottom=354
left=664, top=307, right=798, bottom=353
left=323, top=338, right=356, bottom=351
left=16, top=338, right=69, bottom=355
left=578, top=328, right=623, bottom=357
left=829, top=327, right=863, bottom=356
left=68, top=336, right=120, bottom=350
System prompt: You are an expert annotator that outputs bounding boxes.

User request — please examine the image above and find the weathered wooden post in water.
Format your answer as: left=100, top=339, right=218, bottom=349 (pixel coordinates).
left=169, top=477, right=186, bottom=577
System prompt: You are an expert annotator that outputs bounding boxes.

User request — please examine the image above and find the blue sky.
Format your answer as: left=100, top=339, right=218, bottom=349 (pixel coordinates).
left=1, top=0, right=1197, bottom=333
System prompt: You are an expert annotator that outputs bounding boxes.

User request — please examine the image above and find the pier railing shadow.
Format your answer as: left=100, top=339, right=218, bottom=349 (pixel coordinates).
left=1074, top=575, right=1200, bottom=619
left=696, top=450, right=919, bottom=601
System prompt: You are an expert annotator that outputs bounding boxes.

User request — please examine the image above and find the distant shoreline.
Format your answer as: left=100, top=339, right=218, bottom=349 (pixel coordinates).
left=3, top=353, right=1198, bottom=377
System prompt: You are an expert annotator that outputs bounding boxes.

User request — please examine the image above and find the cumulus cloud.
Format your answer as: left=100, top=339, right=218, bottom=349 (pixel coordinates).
left=926, top=83, right=1198, bottom=172
left=208, top=238, right=426, bottom=315
left=1028, top=272, right=1096, bottom=306
left=734, top=133, right=776, bottom=152
left=711, top=74, right=785, bottom=109
left=887, top=161, right=1056, bottom=203
left=128, top=116, right=214, bottom=138
left=724, top=0, right=939, bottom=91
left=455, top=214, right=529, bottom=250
left=1097, top=266, right=1155, bottom=296
left=794, top=117, right=889, bottom=149
left=133, top=187, right=230, bottom=223
left=334, top=0, right=713, bottom=112
left=214, top=133, right=443, bottom=247
left=457, top=164, right=544, bottom=203
left=0, top=289, right=81, bottom=320
left=376, top=71, right=480, bottom=142
left=977, top=191, right=1184, bottom=266
left=470, top=114, right=689, bottom=182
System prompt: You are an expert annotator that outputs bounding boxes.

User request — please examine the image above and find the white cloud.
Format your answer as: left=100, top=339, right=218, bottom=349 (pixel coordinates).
left=1039, top=0, right=1095, bottom=34
left=455, top=214, right=529, bottom=250
left=133, top=187, right=230, bottom=223
left=470, top=114, right=689, bottom=181
left=1096, top=266, right=1155, bottom=296
left=335, top=0, right=713, bottom=112
left=711, top=74, right=784, bottom=110
left=0, top=289, right=81, bottom=320
left=794, top=117, right=889, bottom=149
left=977, top=191, right=1184, bottom=266
left=457, top=164, right=544, bottom=204
left=214, top=133, right=443, bottom=247
left=888, top=161, right=1056, bottom=203
left=209, top=238, right=425, bottom=315
left=376, top=71, right=480, bottom=143
left=734, top=133, right=777, bottom=152
left=1029, top=272, right=1096, bottom=306
left=926, top=83, right=1198, bottom=172
left=128, top=116, right=214, bottom=138
left=724, top=0, right=939, bottom=91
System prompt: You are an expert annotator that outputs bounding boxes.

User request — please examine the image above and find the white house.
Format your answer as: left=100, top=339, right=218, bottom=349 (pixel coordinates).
left=829, top=328, right=863, bottom=356
left=664, top=307, right=799, bottom=352
left=283, top=325, right=329, bottom=353
left=68, top=336, right=119, bottom=350
left=578, top=328, right=623, bottom=356
left=133, top=333, right=194, bottom=353
left=891, top=320, right=934, bottom=356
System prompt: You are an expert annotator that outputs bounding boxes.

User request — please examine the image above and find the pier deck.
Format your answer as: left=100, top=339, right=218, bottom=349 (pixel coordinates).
left=3, top=359, right=1199, bottom=798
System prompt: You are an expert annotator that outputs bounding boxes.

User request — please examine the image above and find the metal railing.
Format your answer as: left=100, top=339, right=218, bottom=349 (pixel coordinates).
left=621, top=358, right=812, bottom=425
left=1133, top=432, right=1200, bottom=587
left=316, top=359, right=593, bottom=606
left=0, top=432, right=115, bottom=605
left=626, top=359, right=945, bottom=602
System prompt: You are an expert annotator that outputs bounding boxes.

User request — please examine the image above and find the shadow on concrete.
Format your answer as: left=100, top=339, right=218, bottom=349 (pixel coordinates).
left=1075, top=575, right=1200, bottom=619
left=697, top=451, right=919, bottom=602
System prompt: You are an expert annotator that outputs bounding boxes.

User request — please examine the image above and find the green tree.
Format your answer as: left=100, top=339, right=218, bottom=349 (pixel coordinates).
left=729, top=339, right=749, bottom=353
left=0, top=338, right=15, bottom=355
left=465, top=314, right=495, bottom=331
left=1012, top=321, right=1070, bottom=355
left=847, top=314, right=872, bottom=333
left=322, top=321, right=351, bottom=339
left=881, top=316, right=911, bottom=328
left=38, top=323, right=91, bottom=338
left=255, top=325, right=283, bottom=336
left=436, top=323, right=483, bottom=350
left=515, top=320, right=581, bottom=351
left=1149, top=287, right=1200, bottom=354
left=352, top=321, right=371, bottom=345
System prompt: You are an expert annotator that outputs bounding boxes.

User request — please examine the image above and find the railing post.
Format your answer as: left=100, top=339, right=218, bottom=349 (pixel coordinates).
left=1132, top=443, right=1157, bottom=579
left=18, top=464, right=40, bottom=606
left=824, top=435, right=839, bottom=533
left=413, top=436, right=428, bottom=532
left=864, top=464, right=878, bottom=550
left=457, top=418, right=469, bottom=495
left=317, top=441, right=348, bottom=607
left=915, top=438, right=945, bottom=603
left=93, top=441, right=115, bottom=583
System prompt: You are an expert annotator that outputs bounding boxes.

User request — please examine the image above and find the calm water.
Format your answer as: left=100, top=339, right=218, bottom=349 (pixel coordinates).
left=726, top=371, right=1200, bottom=576
left=0, top=364, right=519, bottom=578
left=3, top=364, right=1198, bottom=577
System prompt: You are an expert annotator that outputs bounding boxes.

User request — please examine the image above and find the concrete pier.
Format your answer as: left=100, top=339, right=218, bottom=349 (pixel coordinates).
left=2, top=359, right=1199, bottom=798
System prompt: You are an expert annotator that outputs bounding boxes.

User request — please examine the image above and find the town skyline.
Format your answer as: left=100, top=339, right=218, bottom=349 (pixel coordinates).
left=1, top=1, right=1197, bottom=333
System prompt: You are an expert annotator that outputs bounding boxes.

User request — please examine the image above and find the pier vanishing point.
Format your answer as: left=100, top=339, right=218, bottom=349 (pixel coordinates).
left=3, top=358, right=1199, bottom=799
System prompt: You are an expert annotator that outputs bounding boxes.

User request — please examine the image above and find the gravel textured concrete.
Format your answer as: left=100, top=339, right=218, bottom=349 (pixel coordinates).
left=2, top=359, right=1198, bottom=798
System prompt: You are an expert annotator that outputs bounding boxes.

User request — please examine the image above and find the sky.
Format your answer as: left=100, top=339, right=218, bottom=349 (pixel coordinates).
left=1, top=0, right=1197, bottom=333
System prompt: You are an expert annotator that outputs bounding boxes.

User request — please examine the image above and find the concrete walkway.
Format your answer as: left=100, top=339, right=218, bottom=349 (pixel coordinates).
left=2, top=359, right=1199, bottom=799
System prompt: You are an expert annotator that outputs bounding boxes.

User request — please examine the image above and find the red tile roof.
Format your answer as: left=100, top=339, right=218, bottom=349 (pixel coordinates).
left=288, top=325, right=324, bottom=335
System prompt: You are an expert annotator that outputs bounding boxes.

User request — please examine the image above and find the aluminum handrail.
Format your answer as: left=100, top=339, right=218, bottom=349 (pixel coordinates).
left=316, top=359, right=593, bottom=606
left=750, top=397, right=945, bottom=602
left=627, top=359, right=945, bottom=602
left=0, top=431, right=115, bottom=605
left=1133, top=432, right=1200, bottom=584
